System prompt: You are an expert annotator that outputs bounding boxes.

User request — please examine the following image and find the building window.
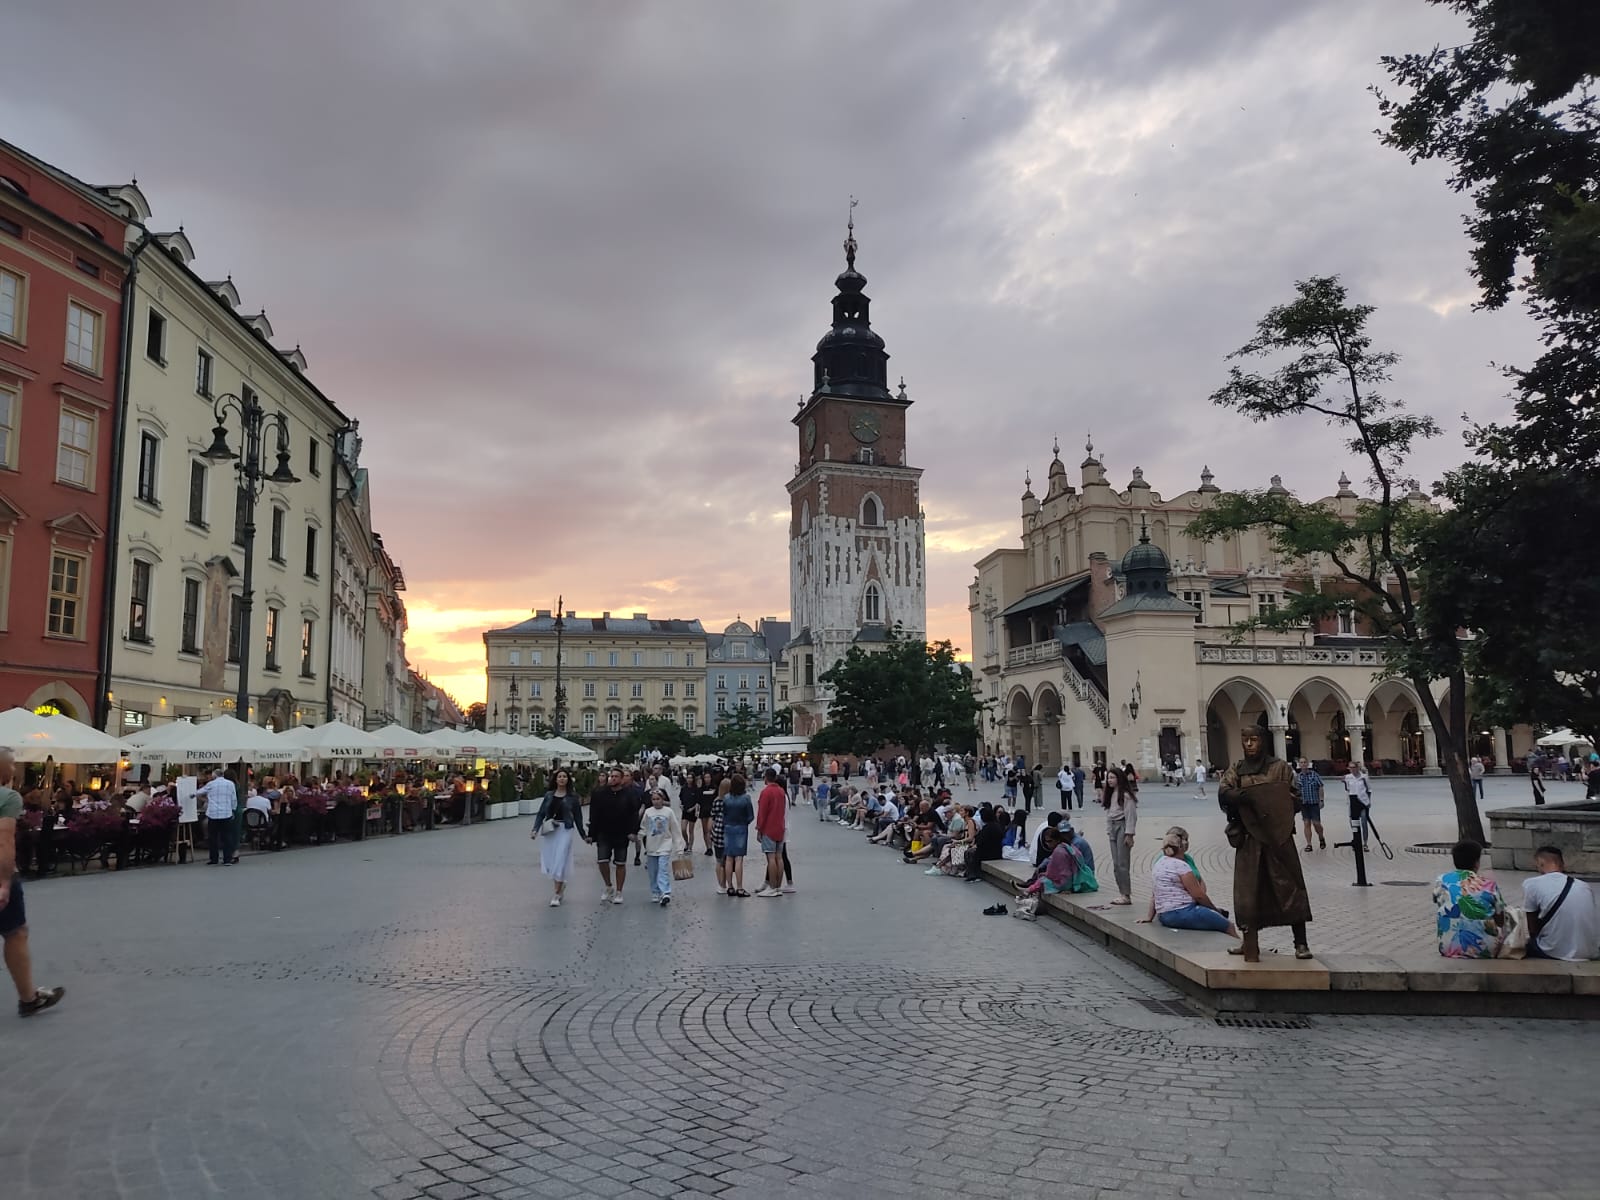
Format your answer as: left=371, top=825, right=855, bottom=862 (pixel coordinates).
left=0, top=268, right=22, bottom=340
left=858, top=448, right=875, bottom=465
left=632, top=651, right=643, bottom=667
left=0, top=386, right=16, bottom=469
left=1181, top=590, right=1205, bottom=626
left=732, top=641, right=747, bottom=659
left=757, top=675, right=767, bottom=689
left=607, top=650, right=619, bottom=666
left=758, top=696, right=769, bottom=713
left=583, top=681, right=595, bottom=699
left=185, top=460, right=207, bottom=527
left=779, top=684, right=788, bottom=701
left=804, top=656, right=814, bottom=686
left=135, top=431, right=160, bottom=504
left=529, top=650, right=543, bottom=666
left=584, top=650, right=596, bottom=666
left=663, top=651, right=675, bottom=667
left=685, top=651, right=695, bottom=668
left=75, top=257, right=99, bottom=279
left=65, top=301, right=99, bottom=371
left=145, top=309, right=167, bottom=364
left=631, top=682, right=644, bottom=699
left=582, top=711, right=596, bottom=734
left=127, top=558, right=152, bottom=643
left=861, top=495, right=881, bottom=526
left=683, top=711, right=696, bottom=731
left=738, top=674, right=750, bottom=690
left=227, top=594, right=244, bottom=663
left=608, top=711, right=621, bottom=733
left=529, top=681, right=542, bottom=698
left=40, top=552, right=77, bottom=636
left=181, top=577, right=201, bottom=653
left=607, top=682, right=619, bottom=699
left=56, top=409, right=94, bottom=487
left=304, top=525, right=319, bottom=579
left=307, top=437, right=321, bottom=476
left=1337, top=610, right=1356, bottom=635
left=508, top=649, right=520, bottom=666
left=1257, top=593, right=1279, bottom=614
left=684, top=682, right=696, bottom=698
left=715, top=673, right=726, bottom=690
left=716, top=697, right=727, bottom=714
left=264, top=607, right=280, bottom=671
left=195, top=347, right=213, bottom=397
left=864, top=583, right=882, bottom=624
left=663, top=682, right=675, bottom=698
left=300, top=618, right=315, bottom=677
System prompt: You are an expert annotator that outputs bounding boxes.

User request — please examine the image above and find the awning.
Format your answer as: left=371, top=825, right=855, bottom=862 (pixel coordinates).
left=999, top=577, right=1088, bottom=619
left=1055, top=621, right=1106, bottom=667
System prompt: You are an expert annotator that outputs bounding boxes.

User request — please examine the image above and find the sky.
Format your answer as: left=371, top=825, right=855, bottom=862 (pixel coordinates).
left=4, top=1, right=1540, bottom=707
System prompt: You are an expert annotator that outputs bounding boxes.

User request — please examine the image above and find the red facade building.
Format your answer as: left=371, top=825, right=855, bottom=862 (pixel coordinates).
left=0, top=142, right=132, bottom=721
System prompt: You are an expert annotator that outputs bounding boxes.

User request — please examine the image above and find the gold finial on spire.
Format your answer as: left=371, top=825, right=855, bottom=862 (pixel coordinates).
left=844, top=196, right=858, bottom=271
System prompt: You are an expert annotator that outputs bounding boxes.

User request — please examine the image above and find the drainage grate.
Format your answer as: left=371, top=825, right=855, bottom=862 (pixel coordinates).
left=1379, top=880, right=1431, bottom=887
left=1215, top=1014, right=1312, bottom=1030
left=1131, top=996, right=1196, bottom=1018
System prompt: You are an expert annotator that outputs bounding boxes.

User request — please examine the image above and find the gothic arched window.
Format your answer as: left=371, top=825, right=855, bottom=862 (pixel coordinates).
left=861, top=494, right=881, bottom=527
left=864, top=583, right=883, bottom=624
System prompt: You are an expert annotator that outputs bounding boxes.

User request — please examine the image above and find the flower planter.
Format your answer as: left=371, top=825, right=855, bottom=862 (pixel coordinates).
left=518, top=797, right=535, bottom=816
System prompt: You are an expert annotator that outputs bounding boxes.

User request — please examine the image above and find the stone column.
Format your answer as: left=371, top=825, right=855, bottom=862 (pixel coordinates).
left=1494, top=726, right=1513, bottom=773
left=1268, top=723, right=1290, bottom=764
left=1347, top=715, right=1366, bottom=767
left=1420, top=724, right=1440, bottom=775
left=1031, top=717, right=1046, bottom=769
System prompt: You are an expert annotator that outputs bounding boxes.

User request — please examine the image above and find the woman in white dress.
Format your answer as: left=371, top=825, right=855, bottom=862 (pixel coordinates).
left=531, top=768, right=588, bottom=906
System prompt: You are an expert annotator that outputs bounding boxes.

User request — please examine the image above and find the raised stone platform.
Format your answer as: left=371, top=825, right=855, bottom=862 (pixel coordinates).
left=1488, top=798, right=1600, bottom=873
left=980, top=857, right=1600, bottom=1018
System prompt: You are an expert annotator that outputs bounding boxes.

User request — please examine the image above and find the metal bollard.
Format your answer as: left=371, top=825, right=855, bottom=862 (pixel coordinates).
left=1334, top=810, right=1371, bottom=886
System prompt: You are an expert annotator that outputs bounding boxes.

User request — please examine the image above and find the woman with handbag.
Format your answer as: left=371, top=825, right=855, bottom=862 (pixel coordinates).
left=531, top=768, right=589, bottom=908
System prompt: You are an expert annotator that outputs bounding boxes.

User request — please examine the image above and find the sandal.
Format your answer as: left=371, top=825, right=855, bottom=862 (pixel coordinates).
left=1109, top=897, right=1133, bottom=906
left=726, top=887, right=735, bottom=897
left=735, top=889, right=750, bottom=898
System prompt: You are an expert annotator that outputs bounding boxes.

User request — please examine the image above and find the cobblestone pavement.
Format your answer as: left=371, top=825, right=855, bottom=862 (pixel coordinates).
left=5, top=789, right=1596, bottom=1200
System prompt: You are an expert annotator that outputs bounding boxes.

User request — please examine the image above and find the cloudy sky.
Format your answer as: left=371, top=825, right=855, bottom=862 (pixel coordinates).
left=5, top=1, right=1537, bottom=706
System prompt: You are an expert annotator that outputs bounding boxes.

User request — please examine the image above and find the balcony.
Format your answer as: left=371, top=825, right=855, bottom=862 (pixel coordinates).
left=1197, top=644, right=1382, bottom=668
left=1005, top=641, right=1062, bottom=668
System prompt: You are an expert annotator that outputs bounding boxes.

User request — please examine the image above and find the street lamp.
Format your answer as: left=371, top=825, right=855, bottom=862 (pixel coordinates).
left=202, top=391, right=299, bottom=721
left=1128, top=672, right=1142, bottom=723
left=552, top=596, right=568, bottom=735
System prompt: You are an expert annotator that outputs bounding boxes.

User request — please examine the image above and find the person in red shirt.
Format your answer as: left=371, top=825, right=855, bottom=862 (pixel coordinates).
left=754, top=768, right=788, bottom=898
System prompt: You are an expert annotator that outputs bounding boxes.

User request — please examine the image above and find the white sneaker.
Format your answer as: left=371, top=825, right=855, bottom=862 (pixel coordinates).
left=549, top=896, right=561, bottom=907
left=755, top=886, right=781, bottom=898
left=601, top=888, right=613, bottom=904
left=610, top=892, right=624, bottom=905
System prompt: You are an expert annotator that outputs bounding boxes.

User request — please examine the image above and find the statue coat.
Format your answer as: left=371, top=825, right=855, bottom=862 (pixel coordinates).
left=1218, top=757, right=1313, bottom=930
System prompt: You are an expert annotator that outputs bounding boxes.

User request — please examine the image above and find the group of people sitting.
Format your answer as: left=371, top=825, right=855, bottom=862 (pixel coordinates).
left=826, top=782, right=1026, bottom=882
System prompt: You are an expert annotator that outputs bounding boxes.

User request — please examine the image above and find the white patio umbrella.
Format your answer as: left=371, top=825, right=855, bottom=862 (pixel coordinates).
left=276, top=719, right=383, bottom=759
left=125, top=717, right=199, bottom=752
left=542, top=735, right=598, bottom=762
left=366, top=723, right=440, bottom=759
left=424, top=727, right=486, bottom=757
left=0, top=707, right=130, bottom=763
left=128, top=714, right=292, bottom=763
left=1536, top=728, right=1593, bottom=750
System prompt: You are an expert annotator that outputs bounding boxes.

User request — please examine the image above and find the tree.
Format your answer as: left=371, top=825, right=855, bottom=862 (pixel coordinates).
left=1377, top=3, right=1600, bottom=746
left=817, top=630, right=983, bottom=767
left=1376, top=0, right=1600, bottom=464
left=607, top=714, right=691, bottom=763
left=1184, top=276, right=1486, bottom=842
left=464, top=702, right=486, bottom=732
left=764, top=706, right=794, bottom=736
left=713, top=703, right=765, bottom=757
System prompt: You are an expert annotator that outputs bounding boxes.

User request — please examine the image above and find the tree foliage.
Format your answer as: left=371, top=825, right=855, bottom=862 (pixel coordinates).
left=1185, top=277, right=1484, bottom=842
left=1376, top=0, right=1600, bottom=464
left=817, top=632, right=982, bottom=763
left=464, top=702, right=487, bottom=732
left=712, top=703, right=765, bottom=756
left=606, top=714, right=692, bottom=762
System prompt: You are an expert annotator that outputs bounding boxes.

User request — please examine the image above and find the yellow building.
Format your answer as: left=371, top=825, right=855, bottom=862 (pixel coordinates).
left=483, top=609, right=706, bottom=751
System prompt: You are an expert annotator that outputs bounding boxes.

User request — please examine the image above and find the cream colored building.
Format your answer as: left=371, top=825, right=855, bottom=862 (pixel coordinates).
left=971, top=440, right=1532, bottom=779
left=484, top=609, right=707, bottom=750
left=105, top=214, right=347, bottom=735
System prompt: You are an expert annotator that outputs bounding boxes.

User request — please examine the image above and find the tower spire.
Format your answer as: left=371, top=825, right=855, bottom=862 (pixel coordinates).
left=845, top=196, right=857, bottom=271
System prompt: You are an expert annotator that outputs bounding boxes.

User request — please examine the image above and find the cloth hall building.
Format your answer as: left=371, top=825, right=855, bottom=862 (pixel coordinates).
left=970, top=442, right=1533, bottom=779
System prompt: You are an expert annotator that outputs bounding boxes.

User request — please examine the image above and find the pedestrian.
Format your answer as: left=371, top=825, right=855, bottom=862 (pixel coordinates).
left=1343, top=763, right=1374, bottom=851
left=0, top=748, right=65, bottom=1017
left=710, top=776, right=731, bottom=886
left=755, top=768, right=788, bottom=898
left=721, top=775, right=755, bottom=897
left=639, top=788, right=682, bottom=906
left=1296, top=760, right=1326, bottom=852
left=680, top=769, right=703, bottom=854
left=814, top=775, right=831, bottom=822
left=1469, top=756, right=1485, bottom=801
left=1056, top=763, right=1076, bottom=811
left=1102, top=765, right=1137, bottom=905
left=588, top=767, right=640, bottom=905
left=1531, top=762, right=1546, bottom=806
left=530, top=767, right=588, bottom=907
left=197, top=768, right=240, bottom=866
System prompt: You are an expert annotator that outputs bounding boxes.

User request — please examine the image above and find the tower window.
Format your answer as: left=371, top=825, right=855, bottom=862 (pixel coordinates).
left=861, top=495, right=881, bottom=526
left=857, top=448, right=875, bottom=465
left=864, top=583, right=883, bottom=624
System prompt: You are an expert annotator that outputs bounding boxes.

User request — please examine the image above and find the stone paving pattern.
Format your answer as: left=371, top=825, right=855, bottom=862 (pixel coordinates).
left=4, top=773, right=1595, bottom=1199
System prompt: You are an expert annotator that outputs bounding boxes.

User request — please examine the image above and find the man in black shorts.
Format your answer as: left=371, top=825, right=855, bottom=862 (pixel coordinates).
left=587, top=768, right=640, bottom=905
left=0, top=747, right=65, bottom=1017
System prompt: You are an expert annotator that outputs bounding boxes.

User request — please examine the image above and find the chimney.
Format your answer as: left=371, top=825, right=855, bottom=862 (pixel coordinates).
left=566, top=610, right=575, bottom=618
left=535, top=609, right=551, bottom=618
left=633, top=612, right=647, bottom=619
left=602, top=611, right=610, bottom=619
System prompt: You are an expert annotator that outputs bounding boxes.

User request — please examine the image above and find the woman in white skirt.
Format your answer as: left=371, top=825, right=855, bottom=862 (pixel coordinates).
left=531, top=768, right=588, bottom=906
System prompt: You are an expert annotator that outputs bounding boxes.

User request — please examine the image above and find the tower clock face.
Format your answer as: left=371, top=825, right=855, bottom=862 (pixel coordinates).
left=848, top=409, right=881, bottom=444
left=804, top=418, right=817, bottom=450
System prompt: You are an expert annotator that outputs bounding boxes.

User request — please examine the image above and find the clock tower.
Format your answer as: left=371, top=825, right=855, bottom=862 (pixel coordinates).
left=786, top=211, right=926, bottom=736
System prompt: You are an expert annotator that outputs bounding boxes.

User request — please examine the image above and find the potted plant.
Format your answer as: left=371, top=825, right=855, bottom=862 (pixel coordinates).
left=286, top=787, right=325, bottom=844
left=137, top=795, right=179, bottom=863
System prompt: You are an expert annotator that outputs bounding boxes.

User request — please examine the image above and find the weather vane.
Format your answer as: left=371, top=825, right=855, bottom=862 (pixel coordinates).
left=845, top=196, right=858, bottom=270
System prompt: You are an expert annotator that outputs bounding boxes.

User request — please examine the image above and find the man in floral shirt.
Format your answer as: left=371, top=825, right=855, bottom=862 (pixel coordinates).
left=0, top=747, right=66, bottom=1016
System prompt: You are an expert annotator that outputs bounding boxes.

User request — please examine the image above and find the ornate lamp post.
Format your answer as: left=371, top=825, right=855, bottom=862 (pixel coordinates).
left=552, top=596, right=568, bottom=736
left=507, top=677, right=519, bottom=733
left=202, top=392, right=299, bottom=722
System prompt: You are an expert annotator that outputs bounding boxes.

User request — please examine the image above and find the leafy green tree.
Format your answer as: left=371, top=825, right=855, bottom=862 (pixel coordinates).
left=1376, top=0, right=1600, bottom=464
left=817, top=631, right=983, bottom=767
left=464, top=702, right=487, bottom=732
left=1184, top=276, right=1484, bottom=842
left=764, top=706, right=794, bottom=736
left=807, top=724, right=860, bottom=757
left=607, top=714, right=691, bottom=762
left=714, top=703, right=765, bottom=756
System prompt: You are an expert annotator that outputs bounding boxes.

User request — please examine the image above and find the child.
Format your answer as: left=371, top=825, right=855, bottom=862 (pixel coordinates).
left=814, top=777, right=831, bottom=822
left=639, top=788, right=683, bottom=906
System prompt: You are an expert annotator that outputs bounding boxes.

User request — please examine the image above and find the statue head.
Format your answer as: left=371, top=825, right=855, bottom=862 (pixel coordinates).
left=1240, top=728, right=1265, bottom=760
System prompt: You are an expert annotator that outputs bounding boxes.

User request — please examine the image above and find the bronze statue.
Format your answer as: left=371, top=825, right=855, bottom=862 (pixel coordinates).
left=1218, top=728, right=1313, bottom=962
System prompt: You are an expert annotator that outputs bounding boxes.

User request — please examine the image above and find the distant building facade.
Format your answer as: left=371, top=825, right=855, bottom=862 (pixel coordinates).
left=705, top=617, right=789, bottom=733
